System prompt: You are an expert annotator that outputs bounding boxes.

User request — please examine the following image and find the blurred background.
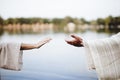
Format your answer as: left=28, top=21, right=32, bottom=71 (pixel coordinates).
left=0, top=0, right=120, bottom=80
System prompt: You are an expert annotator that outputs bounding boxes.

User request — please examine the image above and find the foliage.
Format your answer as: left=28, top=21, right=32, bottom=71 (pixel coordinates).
left=0, top=16, right=120, bottom=33
left=0, top=16, right=4, bottom=25
left=0, top=16, right=119, bottom=26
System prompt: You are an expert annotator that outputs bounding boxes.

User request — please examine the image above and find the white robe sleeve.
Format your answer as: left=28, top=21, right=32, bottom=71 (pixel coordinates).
left=0, top=43, right=23, bottom=71
left=83, top=32, right=120, bottom=80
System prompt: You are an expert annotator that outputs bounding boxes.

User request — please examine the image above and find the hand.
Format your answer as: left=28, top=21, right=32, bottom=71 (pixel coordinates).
left=65, top=34, right=83, bottom=47
left=20, top=38, right=52, bottom=50
left=36, top=38, right=52, bottom=48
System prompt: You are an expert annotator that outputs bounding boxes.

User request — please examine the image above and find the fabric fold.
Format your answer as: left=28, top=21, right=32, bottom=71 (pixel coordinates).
left=84, top=33, right=120, bottom=80
left=0, top=43, right=23, bottom=71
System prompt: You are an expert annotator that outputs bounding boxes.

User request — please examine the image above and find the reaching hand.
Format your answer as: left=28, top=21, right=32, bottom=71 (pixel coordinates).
left=20, top=38, right=52, bottom=50
left=65, top=34, right=83, bottom=47
left=36, top=38, right=52, bottom=48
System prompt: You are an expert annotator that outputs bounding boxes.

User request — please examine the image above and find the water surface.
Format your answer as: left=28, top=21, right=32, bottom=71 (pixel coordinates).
left=0, top=32, right=109, bottom=80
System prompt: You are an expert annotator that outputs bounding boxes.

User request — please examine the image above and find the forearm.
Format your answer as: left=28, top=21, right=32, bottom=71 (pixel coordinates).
left=20, top=38, right=52, bottom=50
left=20, top=43, right=37, bottom=50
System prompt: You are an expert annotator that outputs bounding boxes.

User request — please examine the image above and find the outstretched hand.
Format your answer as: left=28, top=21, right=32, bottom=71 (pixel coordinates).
left=65, top=35, right=83, bottom=47
left=36, top=38, right=52, bottom=48
left=21, top=38, right=52, bottom=50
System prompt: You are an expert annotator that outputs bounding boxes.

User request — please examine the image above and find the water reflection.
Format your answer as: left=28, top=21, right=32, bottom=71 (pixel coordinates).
left=0, top=31, right=109, bottom=80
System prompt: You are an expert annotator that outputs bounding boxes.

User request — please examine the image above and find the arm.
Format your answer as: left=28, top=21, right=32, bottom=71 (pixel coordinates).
left=65, top=34, right=83, bottom=47
left=20, top=38, right=52, bottom=50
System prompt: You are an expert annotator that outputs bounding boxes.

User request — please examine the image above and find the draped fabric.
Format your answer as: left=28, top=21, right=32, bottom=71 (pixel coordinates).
left=0, top=43, right=23, bottom=71
left=84, top=32, right=120, bottom=80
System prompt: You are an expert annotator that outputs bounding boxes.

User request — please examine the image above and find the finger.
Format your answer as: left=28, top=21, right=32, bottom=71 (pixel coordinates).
left=44, top=38, right=52, bottom=41
left=65, top=40, right=74, bottom=45
left=38, top=38, right=51, bottom=45
left=65, top=40, right=73, bottom=43
left=42, top=38, right=52, bottom=43
left=71, top=35, right=83, bottom=41
left=71, top=35, right=79, bottom=40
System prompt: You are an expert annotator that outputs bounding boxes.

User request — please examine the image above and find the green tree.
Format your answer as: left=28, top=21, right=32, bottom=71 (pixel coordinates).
left=42, top=18, right=50, bottom=23
left=97, top=18, right=105, bottom=25
left=0, top=16, right=4, bottom=35
left=79, top=18, right=87, bottom=24
left=64, top=16, right=74, bottom=24
left=0, top=16, right=4, bottom=25
left=7, top=18, right=15, bottom=24
left=104, top=16, right=113, bottom=26
left=104, top=16, right=113, bottom=32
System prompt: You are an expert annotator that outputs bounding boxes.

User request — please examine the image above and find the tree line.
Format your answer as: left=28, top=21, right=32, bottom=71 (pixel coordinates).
left=0, top=16, right=120, bottom=25
left=0, top=16, right=120, bottom=33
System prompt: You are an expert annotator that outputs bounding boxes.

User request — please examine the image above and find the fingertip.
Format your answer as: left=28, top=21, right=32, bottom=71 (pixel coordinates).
left=66, top=40, right=71, bottom=43
left=46, top=38, right=52, bottom=41
left=71, top=34, right=74, bottom=37
left=71, top=34, right=76, bottom=38
left=65, top=39, right=70, bottom=42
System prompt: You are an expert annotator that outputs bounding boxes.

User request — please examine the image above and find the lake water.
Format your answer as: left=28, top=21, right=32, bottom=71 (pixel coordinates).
left=0, top=31, right=110, bottom=80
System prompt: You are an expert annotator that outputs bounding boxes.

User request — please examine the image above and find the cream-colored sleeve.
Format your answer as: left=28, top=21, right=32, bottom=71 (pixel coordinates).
left=83, top=40, right=95, bottom=70
left=83, top=32, right=120, bottom=80
left=0, top=43, right=23, bottom=71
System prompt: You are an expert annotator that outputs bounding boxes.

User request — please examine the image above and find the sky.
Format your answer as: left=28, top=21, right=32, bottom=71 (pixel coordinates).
left=0, top=0, right=120, bottom=20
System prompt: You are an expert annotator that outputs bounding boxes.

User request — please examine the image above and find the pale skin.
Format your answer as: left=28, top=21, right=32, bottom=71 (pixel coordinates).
left=20, top=38, right=52, bottom=50
left=65, top=34, right=84, bottom=47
